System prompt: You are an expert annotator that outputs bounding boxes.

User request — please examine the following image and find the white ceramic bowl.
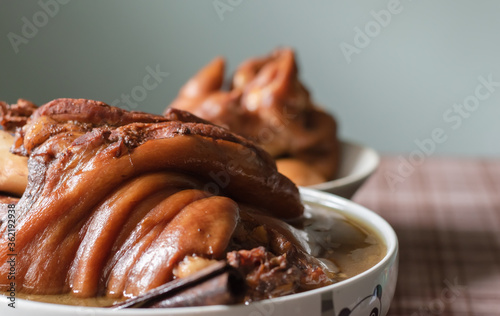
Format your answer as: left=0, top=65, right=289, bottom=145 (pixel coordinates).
left=308, top=140, right=380, bottom=199
left=0, top=188, right=398, bottom=316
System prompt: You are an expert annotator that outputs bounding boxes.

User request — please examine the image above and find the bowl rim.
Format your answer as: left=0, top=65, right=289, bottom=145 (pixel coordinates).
left=6, top=189, right=398, bottom=315
left=308, top=139, right=380, bottom=190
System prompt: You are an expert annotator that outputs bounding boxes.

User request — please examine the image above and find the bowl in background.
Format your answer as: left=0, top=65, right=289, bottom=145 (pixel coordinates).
left=0, top=188, right=398, bottom=316
left=308, top=140, right=380, bottom=199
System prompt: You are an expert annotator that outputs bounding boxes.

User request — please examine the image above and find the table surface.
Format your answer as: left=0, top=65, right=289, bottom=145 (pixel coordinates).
left=353, top=156, right=500, bottom=316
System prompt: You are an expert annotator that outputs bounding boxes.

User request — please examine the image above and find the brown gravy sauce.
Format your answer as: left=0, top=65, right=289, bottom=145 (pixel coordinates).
left=3, top=201, right=385, bottom=307
left=301, top=202, right=386, bottom=282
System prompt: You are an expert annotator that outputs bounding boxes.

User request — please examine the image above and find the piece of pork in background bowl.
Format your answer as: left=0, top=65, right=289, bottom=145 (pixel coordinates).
left=308, top=140, right=380, bottom=199
left=166, top=48, right=380, bottom=197
left=167, top=48, right=342, bottom=188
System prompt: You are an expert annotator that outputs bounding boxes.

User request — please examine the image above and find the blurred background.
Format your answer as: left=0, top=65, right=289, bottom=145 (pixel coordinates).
left=1, top=0, right=499, bottom=156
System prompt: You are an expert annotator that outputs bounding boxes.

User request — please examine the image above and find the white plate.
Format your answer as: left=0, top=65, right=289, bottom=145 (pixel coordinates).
left=0, top=188, right=398, bottom=316
left=308, top=140, right=380, bottom=199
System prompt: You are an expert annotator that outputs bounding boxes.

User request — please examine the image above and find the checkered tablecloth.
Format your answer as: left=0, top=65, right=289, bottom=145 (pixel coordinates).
left=353, top=156, right=500, bottom=316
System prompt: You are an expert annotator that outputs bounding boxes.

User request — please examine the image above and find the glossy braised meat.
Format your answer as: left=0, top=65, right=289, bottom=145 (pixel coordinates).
left=168, top=48, right=340, bottom=186
left=0, top=99, right=35, bottom=197
left=0, top=99, right=331, bottom=304
left=0, top=99, right=37, bottom=132
left=0, top=130, right=28, bottom=196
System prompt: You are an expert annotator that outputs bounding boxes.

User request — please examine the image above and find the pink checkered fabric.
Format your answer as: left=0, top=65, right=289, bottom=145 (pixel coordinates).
left=353, top=157, right=500, bottom=316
